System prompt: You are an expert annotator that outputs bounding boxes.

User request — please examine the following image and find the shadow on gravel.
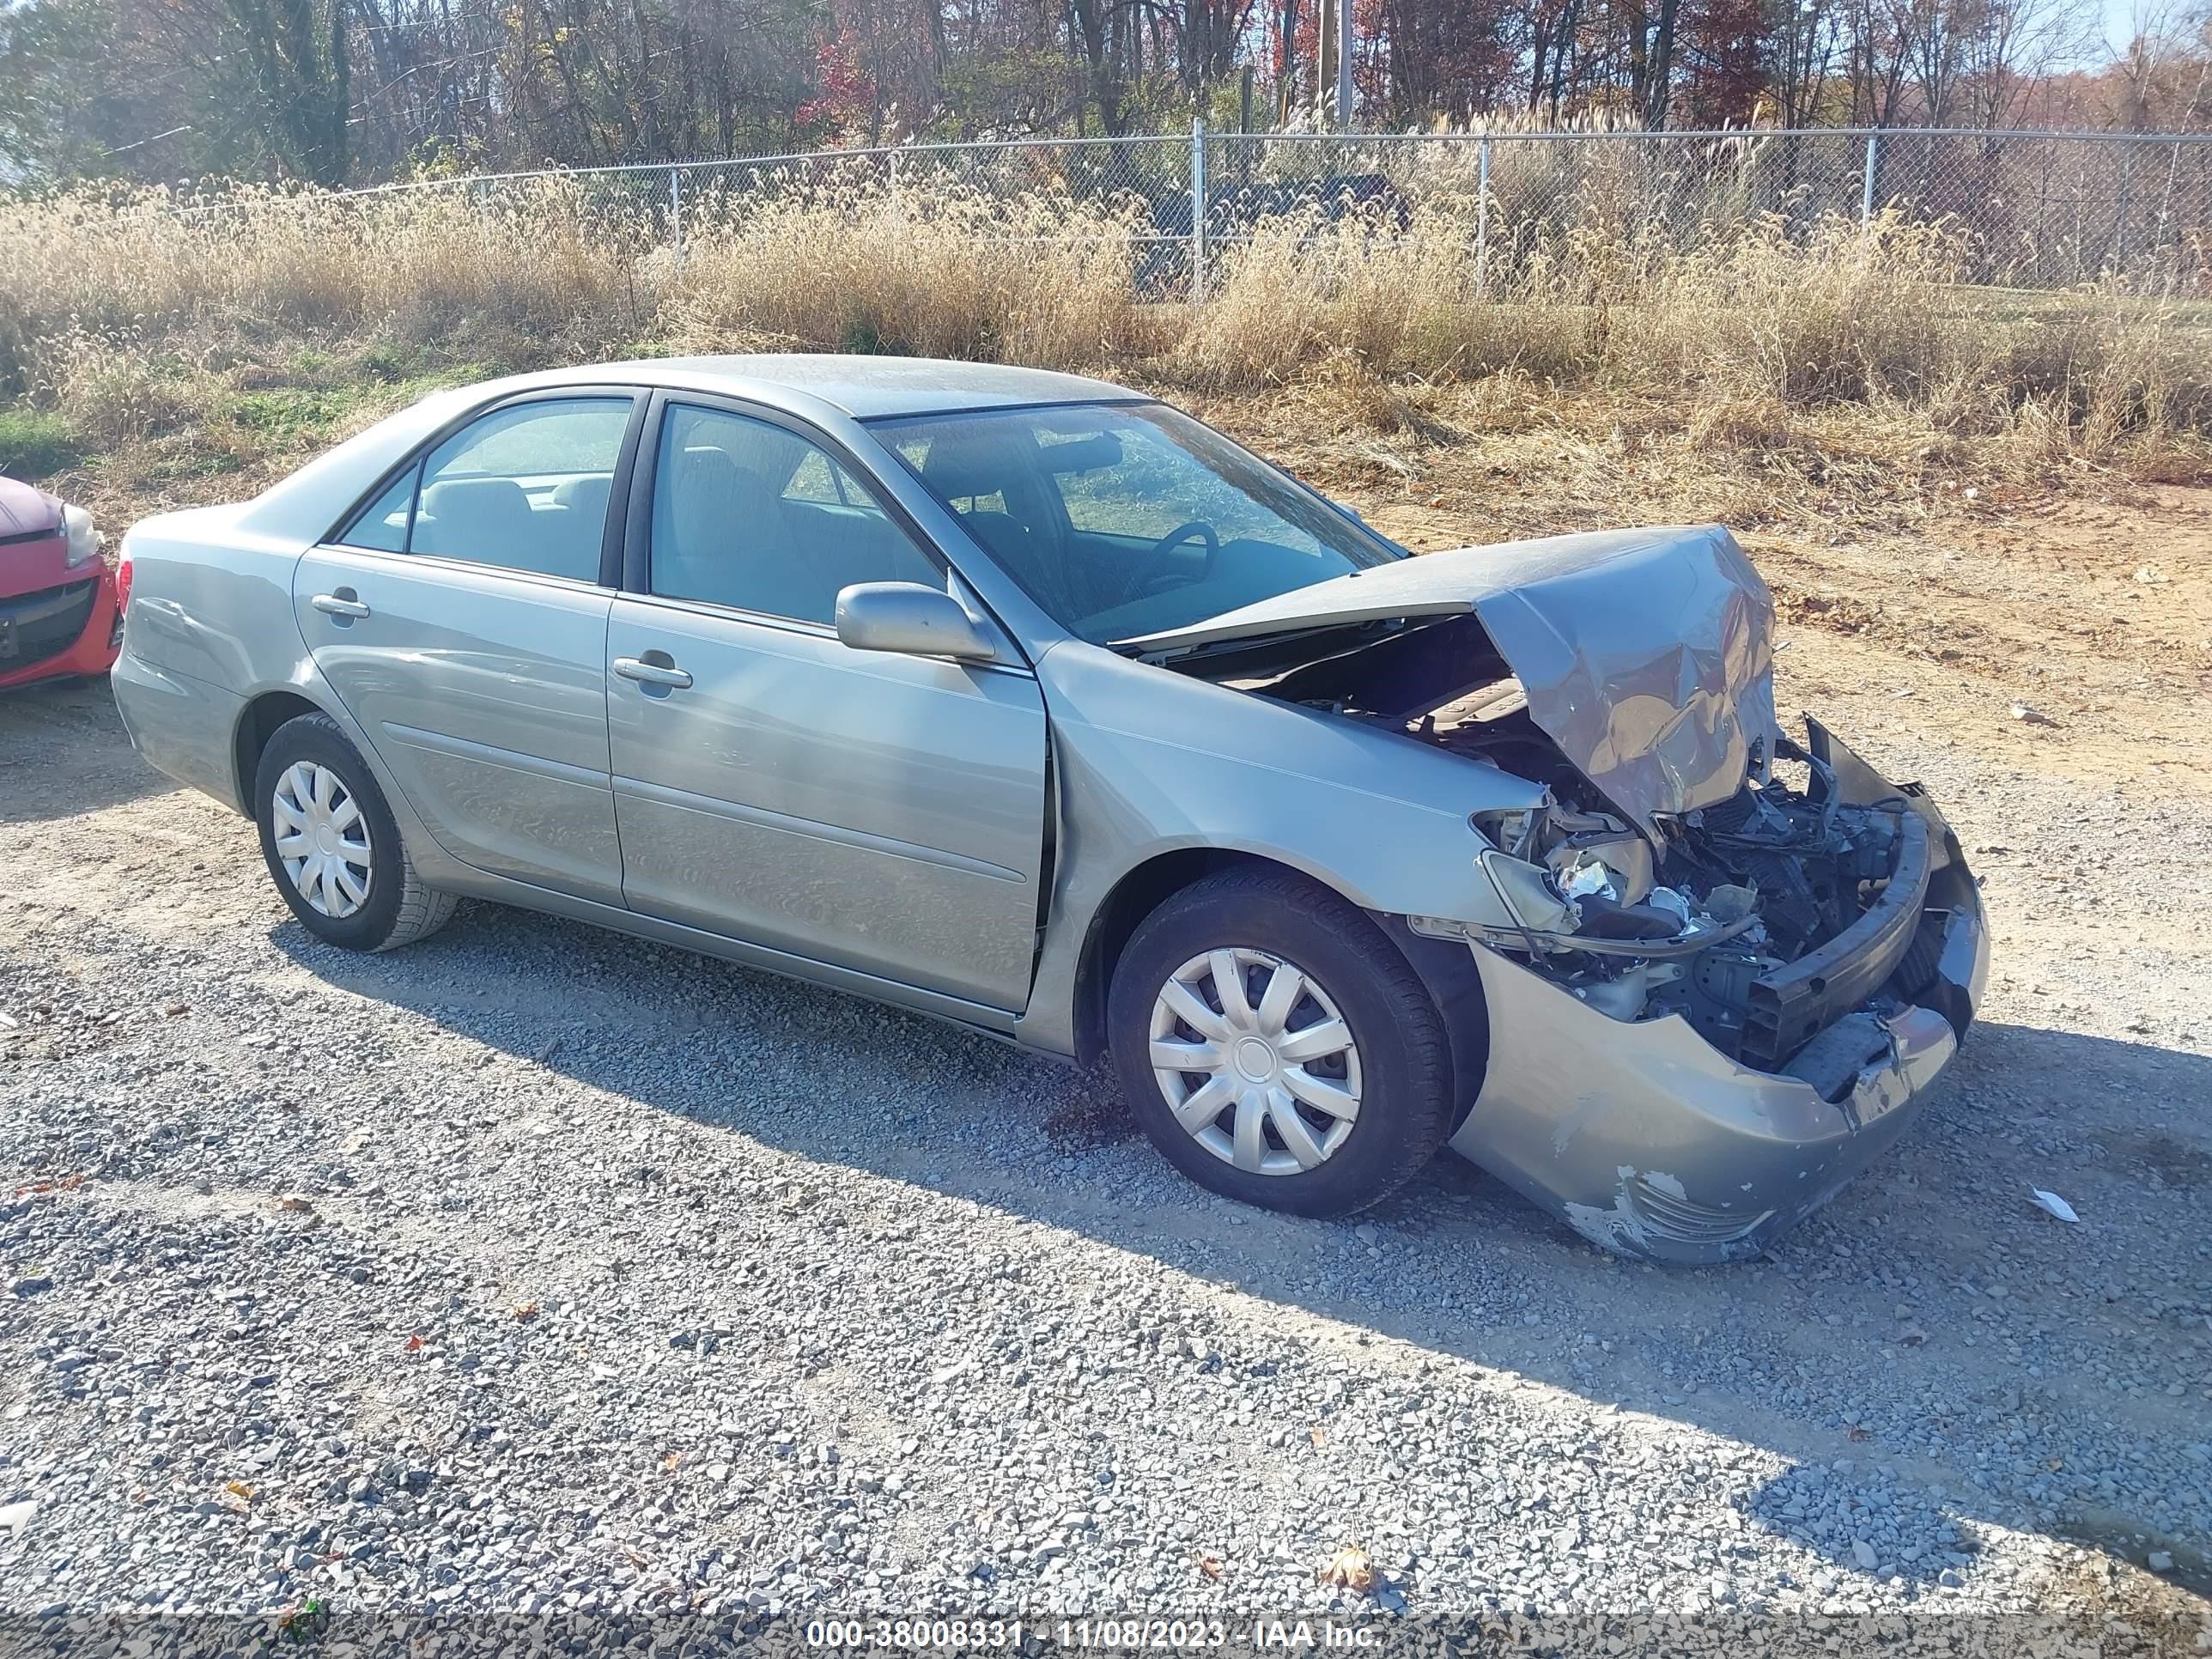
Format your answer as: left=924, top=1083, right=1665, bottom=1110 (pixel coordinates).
left=0, top=678, right=178, bottom=823
left=272, top=903, right=2212, bottom=1616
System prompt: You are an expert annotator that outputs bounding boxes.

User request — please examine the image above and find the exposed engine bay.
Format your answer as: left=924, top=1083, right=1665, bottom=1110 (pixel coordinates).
left=1439, top=713, right=1915, bottom=1063
left=1164, top=601, right=1954, bottom=1081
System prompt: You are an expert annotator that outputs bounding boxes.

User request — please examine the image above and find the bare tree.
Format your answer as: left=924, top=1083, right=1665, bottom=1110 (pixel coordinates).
left=2107, top=0, right=2212, bottom=129
left=1845, top=0, right=1915, bottom=122
left=1620, top=0, right=1684, bottom=125
left=1764, top=0, right=1841, bottom=125
left=1523, top=0, right=1585, bottom=114
left=218, top=0, right=352, bottom=182
left=1955, top=0, right=2083, bottom=129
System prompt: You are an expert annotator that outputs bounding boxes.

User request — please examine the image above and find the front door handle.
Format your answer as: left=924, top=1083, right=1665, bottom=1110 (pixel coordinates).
left=311, top=593, right=371, bottom=619
left=612, top=655, right=693, bottom=690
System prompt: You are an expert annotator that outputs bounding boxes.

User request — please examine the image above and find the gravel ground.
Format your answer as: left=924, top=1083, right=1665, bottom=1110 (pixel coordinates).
left=3, top=624, right=2209, bottom=1656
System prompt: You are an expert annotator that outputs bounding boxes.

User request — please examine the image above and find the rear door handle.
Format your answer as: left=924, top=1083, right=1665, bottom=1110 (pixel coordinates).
left=311, top=593, right=371, bottom=618
left=612, top=656, right=693, bottom=690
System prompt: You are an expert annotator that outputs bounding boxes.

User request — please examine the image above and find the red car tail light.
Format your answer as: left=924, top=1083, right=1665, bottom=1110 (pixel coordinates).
left=116, top=550, right=133, bottom=614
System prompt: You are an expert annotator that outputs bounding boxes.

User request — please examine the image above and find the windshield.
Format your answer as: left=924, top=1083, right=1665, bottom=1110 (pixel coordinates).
left=869, top=402, right=1402, bottom=645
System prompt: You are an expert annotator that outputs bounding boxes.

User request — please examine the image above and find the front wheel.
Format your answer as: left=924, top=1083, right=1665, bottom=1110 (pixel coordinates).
left=1106, top=867, right=1455, bottom=1218
left=252, top=711, right=456, bottom=952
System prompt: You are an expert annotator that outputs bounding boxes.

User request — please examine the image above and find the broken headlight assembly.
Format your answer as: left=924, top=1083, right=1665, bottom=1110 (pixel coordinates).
left=1429, top=734, right=1918, bottom=1056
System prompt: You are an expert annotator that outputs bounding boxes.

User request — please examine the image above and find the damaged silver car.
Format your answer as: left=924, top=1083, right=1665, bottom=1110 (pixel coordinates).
left=111, top=356, right=1988, bottom=1262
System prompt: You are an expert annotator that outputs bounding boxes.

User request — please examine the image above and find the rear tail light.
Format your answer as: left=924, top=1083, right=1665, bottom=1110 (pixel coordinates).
left=116, top=549, right=133, bottom=614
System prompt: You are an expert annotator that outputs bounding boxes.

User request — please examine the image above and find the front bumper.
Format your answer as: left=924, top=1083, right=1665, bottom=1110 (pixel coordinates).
left=1446, top=778, right=1990, bottom=1265
left=0, top=562, right=120, bottom=691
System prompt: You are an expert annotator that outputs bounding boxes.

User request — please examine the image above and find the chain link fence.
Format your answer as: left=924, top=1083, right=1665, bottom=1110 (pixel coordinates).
left=275, top=127, right=2212, bottom=299
left=1199, top=130, right=2212, bottom=293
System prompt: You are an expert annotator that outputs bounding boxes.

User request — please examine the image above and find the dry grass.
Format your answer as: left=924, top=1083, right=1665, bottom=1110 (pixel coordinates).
left=663, top=185, right=1144, bottom=365
left=1178, top=207, right=2212, bottom=480
left=0, top=177, right=2206, bottom=528
left=0, top=182, right=644, bottom=383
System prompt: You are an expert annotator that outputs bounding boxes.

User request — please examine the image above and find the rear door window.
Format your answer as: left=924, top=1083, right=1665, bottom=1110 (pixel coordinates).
left=337, top=397, right=633, bottom=582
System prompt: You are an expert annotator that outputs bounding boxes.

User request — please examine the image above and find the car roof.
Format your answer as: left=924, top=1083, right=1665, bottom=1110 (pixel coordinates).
left=520, top=354, right=1148, bottom=421
left=216, top=354, right=1149, bottom=550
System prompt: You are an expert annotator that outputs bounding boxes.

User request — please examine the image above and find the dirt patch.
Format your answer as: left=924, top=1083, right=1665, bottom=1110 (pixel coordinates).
left=2111, top=1133, right=2212, bottom=1194
left=2045, top=1525, right=2209, bottom=1636
left=1041, top=1075, right=1141, bottom=1151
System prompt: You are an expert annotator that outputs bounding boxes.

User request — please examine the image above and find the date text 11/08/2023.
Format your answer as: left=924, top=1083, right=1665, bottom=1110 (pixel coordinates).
left=804, top=1620, right=1384, bottom=1650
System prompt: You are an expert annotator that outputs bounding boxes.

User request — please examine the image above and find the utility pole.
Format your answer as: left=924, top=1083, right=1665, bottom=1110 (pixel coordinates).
left=1335, top=0, right=1352, bottom=130
left=1315, top=0, right=1352, bottom=126
left=1316, top=0, right=1337, bottom=128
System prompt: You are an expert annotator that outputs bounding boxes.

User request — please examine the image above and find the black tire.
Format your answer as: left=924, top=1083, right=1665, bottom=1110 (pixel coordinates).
left=1106, top=866, right=1456, bottom=1218
left=252, top=711, right=457, bottom=952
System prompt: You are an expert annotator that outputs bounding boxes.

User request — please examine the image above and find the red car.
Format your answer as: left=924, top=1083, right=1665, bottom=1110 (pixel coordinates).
left=0, top=474, right=119, bottom=691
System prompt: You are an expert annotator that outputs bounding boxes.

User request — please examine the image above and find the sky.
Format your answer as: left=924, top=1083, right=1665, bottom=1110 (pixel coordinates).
left=2085, top=0, right=2209, bottom=61
left=2098, top=0, right=2141, bottom=54
left=2048, top=0, right=2160, bottom=73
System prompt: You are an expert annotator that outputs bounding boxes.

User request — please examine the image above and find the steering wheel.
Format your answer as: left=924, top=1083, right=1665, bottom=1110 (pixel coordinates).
left=1123, top=521, right=1221, bottom=601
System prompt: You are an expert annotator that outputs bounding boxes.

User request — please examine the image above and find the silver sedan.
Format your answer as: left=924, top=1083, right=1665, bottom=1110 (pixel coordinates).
left=110, top=356, right=1989, bottom=1262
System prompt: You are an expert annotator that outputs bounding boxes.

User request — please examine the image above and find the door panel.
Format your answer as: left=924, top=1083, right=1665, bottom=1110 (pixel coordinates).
left=607, top=600, right=1048, bottom=1009
left=293, top=548, right=622, bottom=903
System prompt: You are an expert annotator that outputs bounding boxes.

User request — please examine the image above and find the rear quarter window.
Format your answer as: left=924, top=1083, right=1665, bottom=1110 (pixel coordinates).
left=338, top=469, right=416, bottom=552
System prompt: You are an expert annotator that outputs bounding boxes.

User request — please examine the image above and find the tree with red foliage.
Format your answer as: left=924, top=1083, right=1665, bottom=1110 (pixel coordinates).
left=797, top=27, right=883, bottom=142
left=1676, top=0, right=1771, bottom=123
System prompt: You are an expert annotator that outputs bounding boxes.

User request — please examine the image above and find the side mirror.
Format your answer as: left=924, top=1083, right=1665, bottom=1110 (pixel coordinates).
left=1335, top=501, right=1367, bottom=525
left=835, top=581, right=1000, bottom=663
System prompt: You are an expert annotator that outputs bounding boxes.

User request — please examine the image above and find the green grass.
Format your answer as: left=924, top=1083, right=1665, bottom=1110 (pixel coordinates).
left=146, top=447, right=246, bottom=482
left=0, top=409, right=80, bottom=478
left=222, top=387, right=364, bottom=446
left=218, top=358, right=496, bottom=449
left=358, top=342, right=496, bottom=386
left=0, top=340, right=511, bottom=509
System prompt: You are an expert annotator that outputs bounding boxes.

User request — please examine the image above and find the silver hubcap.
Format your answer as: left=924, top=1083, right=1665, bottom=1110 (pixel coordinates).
left=270, top=761, right=373, bottom=920
left=1148, top=948, right=1363, bottom=1176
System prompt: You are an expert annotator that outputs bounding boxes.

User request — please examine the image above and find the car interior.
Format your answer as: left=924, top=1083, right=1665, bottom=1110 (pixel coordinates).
left=401, top=472, right=611, bottom=582
left=891, top=417, right=1364, bottom=644
left=650, top=422, right=942, bottom=624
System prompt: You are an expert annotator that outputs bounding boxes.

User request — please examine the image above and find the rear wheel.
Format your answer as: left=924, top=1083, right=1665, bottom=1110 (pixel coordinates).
left=1107, top=867, right=1455, bottom=1218
left=252, top=712, right=456, bottom=952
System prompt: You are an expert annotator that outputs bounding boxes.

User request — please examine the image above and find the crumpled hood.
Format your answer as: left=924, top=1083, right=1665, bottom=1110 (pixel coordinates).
left=1121, top=525, right=1781, bottom=835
